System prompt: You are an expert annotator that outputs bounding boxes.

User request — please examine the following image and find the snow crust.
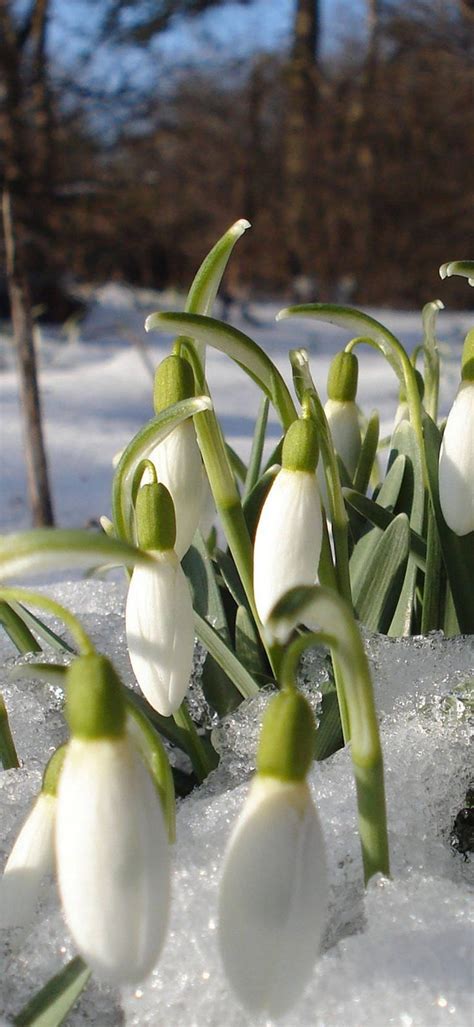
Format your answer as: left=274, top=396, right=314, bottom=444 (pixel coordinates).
left=0, top=581, right=472, bottom=1026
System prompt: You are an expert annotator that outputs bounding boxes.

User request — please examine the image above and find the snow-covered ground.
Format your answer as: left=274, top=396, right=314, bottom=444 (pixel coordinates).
left=0, top=283, right=471, bottom=531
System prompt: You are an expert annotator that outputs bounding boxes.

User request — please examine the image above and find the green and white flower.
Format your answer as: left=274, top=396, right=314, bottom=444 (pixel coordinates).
left=438, top=330, right=474, bottom=536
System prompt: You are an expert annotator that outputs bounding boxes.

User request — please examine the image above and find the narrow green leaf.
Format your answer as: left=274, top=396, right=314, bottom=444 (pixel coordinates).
left=225, top=443, right=248, bottom=484
left=423, top=413, right=474, bottom=633
left=388, top=420, right=425, bottom=635
left=0, top=530, right=153, bottom=582
left=214, top=547, right=248, bottom=610
left=13, top=956, right=91, bottom=1027
left=439, top=260, right=474, bottom=286
left=353, top=514, right=411, bottom=633
left=0, top=601, right=41, bottom=654
left=348, top=454, right=409, bottom=593
left=421, top=299, right=442, bottom=421
left=7, top=662, right=68, bottom=687
left=421, top=499, right=446, bottom=634
left=126, top=703, right=176, bottom=842
left=182, top=535, right=242, bottom=716
left=145, top=312, right=297, bottom=430
left=344, top=489, right=426, bottom=570
left=313, top=679, right=344, bottom=761
left=0, top=692, right=20, bottom=769
left=10, top=603, right=75, bottom=654
left=353, top=410, right=380, bottom=497
left=235, top=605, right=268, bottom=682
left=243, top=395, right=270, bottom=497
left=194, top=612, right=260, bottom=700
left=279, top=304, right=404, bottom=380
left=242, top=465, right=279, bottom=543
left=186, top=219, right=251, bottom=317
left=112, top=396, right=212, bottom=543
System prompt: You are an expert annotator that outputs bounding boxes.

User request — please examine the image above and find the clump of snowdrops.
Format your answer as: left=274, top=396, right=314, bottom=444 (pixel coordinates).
left=0, top=223, right=472, bottom=1023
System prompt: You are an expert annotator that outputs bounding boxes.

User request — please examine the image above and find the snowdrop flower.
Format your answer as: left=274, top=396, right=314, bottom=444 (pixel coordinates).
left=126, top=481, right=195, bottom=716
left=148, top=354, right=205, bottom=558
left=253, top=416, right=322, bottom=627
left=56, top=653, right=170, bottom=984
left=219, top=689, right=327, bottom=1018
left=0, top=746, right=65, bottom=929
left=317, top=351, right=361, bottom=512
left=438, top=330, right=474, bottom=536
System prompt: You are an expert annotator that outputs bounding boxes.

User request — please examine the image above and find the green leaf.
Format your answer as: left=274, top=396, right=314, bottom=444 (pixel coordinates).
left=353, top=410, right=380, bottom=497
left=421, top=299, right=442, bottom=420
left=13, top=956, right=91, bottom=1027
left=186, top=219, right=251, bottom=316
left=313, top=675, right=345, bottom=761
left=194, top=612, right=260, bottom=701
left=344, top=488, right=426, bottom=570
left=182, top=534, right=242, bottom=716
left=126, top=703, right=176, bottom=842
left=279, top=304, right=404, bottom=380
left=0, top=601, right=41, bottom=654
left=439, top=260, right=474, bottom=286
left=145, top=312, right=297, bottom=430
left=348, top=454, right=408, bottom=592
left=112, top=396, right=212, bottom=543
left=387, top=420, right=425, bottom=636
left=243, top=395, right=270, bottom=497
left=7, top=662, right=68, bottom=687
left=235, top=605, right=268, bottom=682
left=0, top=692, right=20, bottom=769
left=0, top=530, right=153, bottom=582
left=10, top=603, right=75, bottom=654
left=423, top=413, right=474, bottom=633
left=353, top=513, right=411, bottom=633
left=242, top=464, right=279, bottom=543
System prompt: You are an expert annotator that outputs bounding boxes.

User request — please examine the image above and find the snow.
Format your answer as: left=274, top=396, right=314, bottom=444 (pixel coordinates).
left=0, top=288, right=473, bottom=1025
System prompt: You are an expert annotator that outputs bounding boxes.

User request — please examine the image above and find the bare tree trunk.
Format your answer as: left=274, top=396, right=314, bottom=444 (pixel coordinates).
left=3, top=191, right=55, bottom=525
left=0, top=0, right=55, bottom=525
left=282, top=0, right=320, bottom=279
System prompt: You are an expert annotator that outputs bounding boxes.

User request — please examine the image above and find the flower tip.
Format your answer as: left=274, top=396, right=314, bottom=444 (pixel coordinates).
left=144, top=312, right=160, bottom=333
left=233, top=218, right=251, bottom=233
left=439, top=263, right=449, bottom=280
left=275, top=308, right=288, bottom=322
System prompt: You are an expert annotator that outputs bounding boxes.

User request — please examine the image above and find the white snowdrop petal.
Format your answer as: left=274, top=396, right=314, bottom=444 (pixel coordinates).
left=438, top=381, right=474, bottom=536
left=148, top=422, right=205, bottom=558
left=0, top=793, right=55, bottom=928
left=56, top=738, right=170, bottom=984
left=126, top=553, right=195, bottom=716
left=253, top=469, right=322, bottom=626
left=219, top=777, right=327, bottom=1018
left=324, top=398, right=361, bottom=479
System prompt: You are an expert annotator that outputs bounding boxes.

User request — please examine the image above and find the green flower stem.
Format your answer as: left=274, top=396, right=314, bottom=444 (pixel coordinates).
left=173, top=701, right=217, bottom=784
left=274, top=585, right=389, bottom=884
left=0, top=693, right=20, bottom=769
left=182, top=342, right=283, bottom=678
left=290, top=349, right=352, bottom=607
left=345, top=335, right=428, bottom=487
left=0, top=600, right=41, bottom=654
left=0, top=588, right=94, bottom=655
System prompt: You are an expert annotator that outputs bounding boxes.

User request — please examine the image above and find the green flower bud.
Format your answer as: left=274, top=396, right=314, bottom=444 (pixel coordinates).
left=461, top=329, right=474, bottom=382
left=282, top=418, right=319, bottom=473
left=65, top=654, right=126, bottom=740
left=135, top=482, right=176, bottom=552
left=153, top=355, right=195, bottom=414
left=257, top=689, right=316, bottom=782
left=327, top=352, right=358, bottom=402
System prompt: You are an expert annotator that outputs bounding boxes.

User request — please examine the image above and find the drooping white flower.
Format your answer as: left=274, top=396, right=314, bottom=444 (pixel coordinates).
left=150, top=353, right=206, bottom=558
left=0, top=745, right=65, bottom=929
left=0, top=791, right=55, bottom=929
left=253, top=418, right=322, bottom=627
left=324, top=397, right=361, bottom=478
left=56, top=735, right=170, bottom=985
left=219, top=690, right=327, bottom=1018
left=126, top=549, right=195, bottom=716
left=438, top=378, right=474, bottom=535
left=148, top=421, right=205, bottom=559
left=55, top=653, right=171, bottom=985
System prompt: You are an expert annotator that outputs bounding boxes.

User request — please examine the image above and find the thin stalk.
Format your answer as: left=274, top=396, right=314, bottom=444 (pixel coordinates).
left=0, top=600, right=41, bottom=654
left=274, top=586, right=389, bottom=883
left=0, top=588, right=94, bottom=655
left=173, top=701, right=216, bottom=784
left=0, top=693, right=20, bottom=768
